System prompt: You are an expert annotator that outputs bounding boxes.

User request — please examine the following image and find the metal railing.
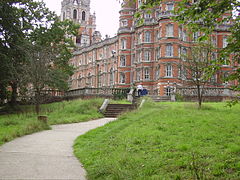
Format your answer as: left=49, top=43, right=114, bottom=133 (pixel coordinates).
left=65, top=87, right=131, bottom=98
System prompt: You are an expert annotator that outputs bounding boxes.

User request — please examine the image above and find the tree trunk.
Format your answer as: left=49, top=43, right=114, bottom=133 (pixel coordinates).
left=10, top=82, right=18, bottom=106
left=35, top=90, right=41, bottom=115
left=197, top=84, right=202, bottom=109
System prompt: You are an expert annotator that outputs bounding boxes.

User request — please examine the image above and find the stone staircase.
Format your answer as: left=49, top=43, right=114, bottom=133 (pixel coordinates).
left=149, top=95, right=171, bottom=102
left=104, top=104, right=135, bottom=118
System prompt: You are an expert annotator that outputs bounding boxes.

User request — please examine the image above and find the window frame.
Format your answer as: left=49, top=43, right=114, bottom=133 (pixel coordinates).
left=166, top=44, right=173, bottom=57
left=165, top=64, right=173, bottom=77
left=144, top=68, right=150, bottom=80
left=166, top=24, right=174, bottom=37
left=120, top=55, right=126, bottom=67
left=119, top=73, right=126, bottom=84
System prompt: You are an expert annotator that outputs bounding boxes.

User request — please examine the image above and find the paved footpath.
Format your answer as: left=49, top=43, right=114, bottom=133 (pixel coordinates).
left=0, top=118, right=116, bottom=180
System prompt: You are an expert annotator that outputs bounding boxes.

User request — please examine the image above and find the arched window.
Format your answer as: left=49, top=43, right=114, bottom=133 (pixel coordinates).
left=73, top=9, right=77, bottom=19
left=82, top=11, right=86, bottom=21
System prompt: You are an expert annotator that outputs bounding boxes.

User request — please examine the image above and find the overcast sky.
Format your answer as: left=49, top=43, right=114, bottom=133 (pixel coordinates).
left=42, top=0, right=121, bottom=37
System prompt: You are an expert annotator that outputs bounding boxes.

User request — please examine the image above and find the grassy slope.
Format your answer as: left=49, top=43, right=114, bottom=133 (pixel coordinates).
left=74, top=101, right=240, bottom=179
left=0, top=98, right=104, bottom=145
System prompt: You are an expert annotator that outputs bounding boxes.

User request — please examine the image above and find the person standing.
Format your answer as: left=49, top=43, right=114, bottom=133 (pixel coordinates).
left=137, top=84, right=143, bottom=96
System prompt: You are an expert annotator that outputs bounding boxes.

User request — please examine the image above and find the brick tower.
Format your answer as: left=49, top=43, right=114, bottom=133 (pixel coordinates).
left=61, top=0, right=101, bottom=47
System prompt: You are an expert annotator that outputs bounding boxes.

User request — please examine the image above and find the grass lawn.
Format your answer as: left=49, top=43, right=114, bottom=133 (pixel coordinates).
left=74, top=101, right=240, bottom=179
left=0, top=98, right=104, bottom=145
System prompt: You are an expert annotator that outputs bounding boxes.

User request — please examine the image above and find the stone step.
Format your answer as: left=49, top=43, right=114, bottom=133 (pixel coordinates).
left=104, top=104, right=135, bottom=118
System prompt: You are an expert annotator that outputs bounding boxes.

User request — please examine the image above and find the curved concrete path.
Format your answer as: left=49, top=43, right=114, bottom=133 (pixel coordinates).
left=0, top=118, right=116, bottom=180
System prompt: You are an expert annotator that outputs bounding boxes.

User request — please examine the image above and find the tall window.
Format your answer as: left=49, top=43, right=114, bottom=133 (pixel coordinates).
left=212, top=52, right=217, bottom=60
left=98, top=71, right=102, bottom=87
left=144, top=50, right=151, bottom=61
left=166, top=44, right=173, bottom=57
left=120, top=73, right=125, bottom=84
left=120, top=56, right=126, bottom=67
left=121, top=39, right=127, bottom=49
left=181, top=47, right=187, bottom=61
left=165, top=87, right=172, bottom=96
left=166, top=64, right=172, bottom=77
left=87, top=73, right=91, bottom=86
left=166, top=24, right=174, bottom=37
left=136, top=70, right=141, bottom=81
left=138, top=51, right=142, bottom=62
left=166, top=3, right=174, bottom=11
left=178, top=66, right=186, bottom=80
left=211, top=36, right=217, bottom=47
left=155, top=65, right=160, bottom=79
left=76, top=35, right=81, bottom=44
left=82, top=11, right=86, bottom=21
left=223, top=36, right=228, bottom=48
left=183, top=30, right=187, bottom=41
left=110, top=68, right=114, bottom=86
left=138, top=33, right=142, bottom=44
left=121, top=20, right=128, bottom=27
left=145, top=31, right=151, bottom=42
left=193, top=32, right=199, bottom=41
left=155, top=48, right=160, bottom=60
left=138, top=0, right=142, bottom=8
left=73, top=9, right=77, bottom=19
left=78, top=74, right=82, bottom=87
left=63, top=12, right=66, bottom=21
left=144, top=68, right=150, bottom=80
left=155, top=30, right=159, bottom=41
left=210, top=75, right=217, bottom=83
left=178, top=27, right=182, bottom=39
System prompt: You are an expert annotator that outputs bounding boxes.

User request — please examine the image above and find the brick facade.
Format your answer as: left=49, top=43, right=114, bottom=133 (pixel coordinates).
left=64, top=0, right=237, bottom=96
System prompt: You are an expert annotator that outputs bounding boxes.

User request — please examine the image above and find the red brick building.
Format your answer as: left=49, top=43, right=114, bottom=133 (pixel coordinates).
left=64, top=0, right=236, bottom=96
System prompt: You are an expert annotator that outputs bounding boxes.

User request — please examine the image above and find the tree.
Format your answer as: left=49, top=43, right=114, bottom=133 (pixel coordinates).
left=0, top=0, right=79, bottom=110
left=0, top=0, right=27, bottom=105
left=23, top=19, right=78, bottom=114
left=174, top=0, right=240, bottom=90
left=180, top=42, right=217, bottom=108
